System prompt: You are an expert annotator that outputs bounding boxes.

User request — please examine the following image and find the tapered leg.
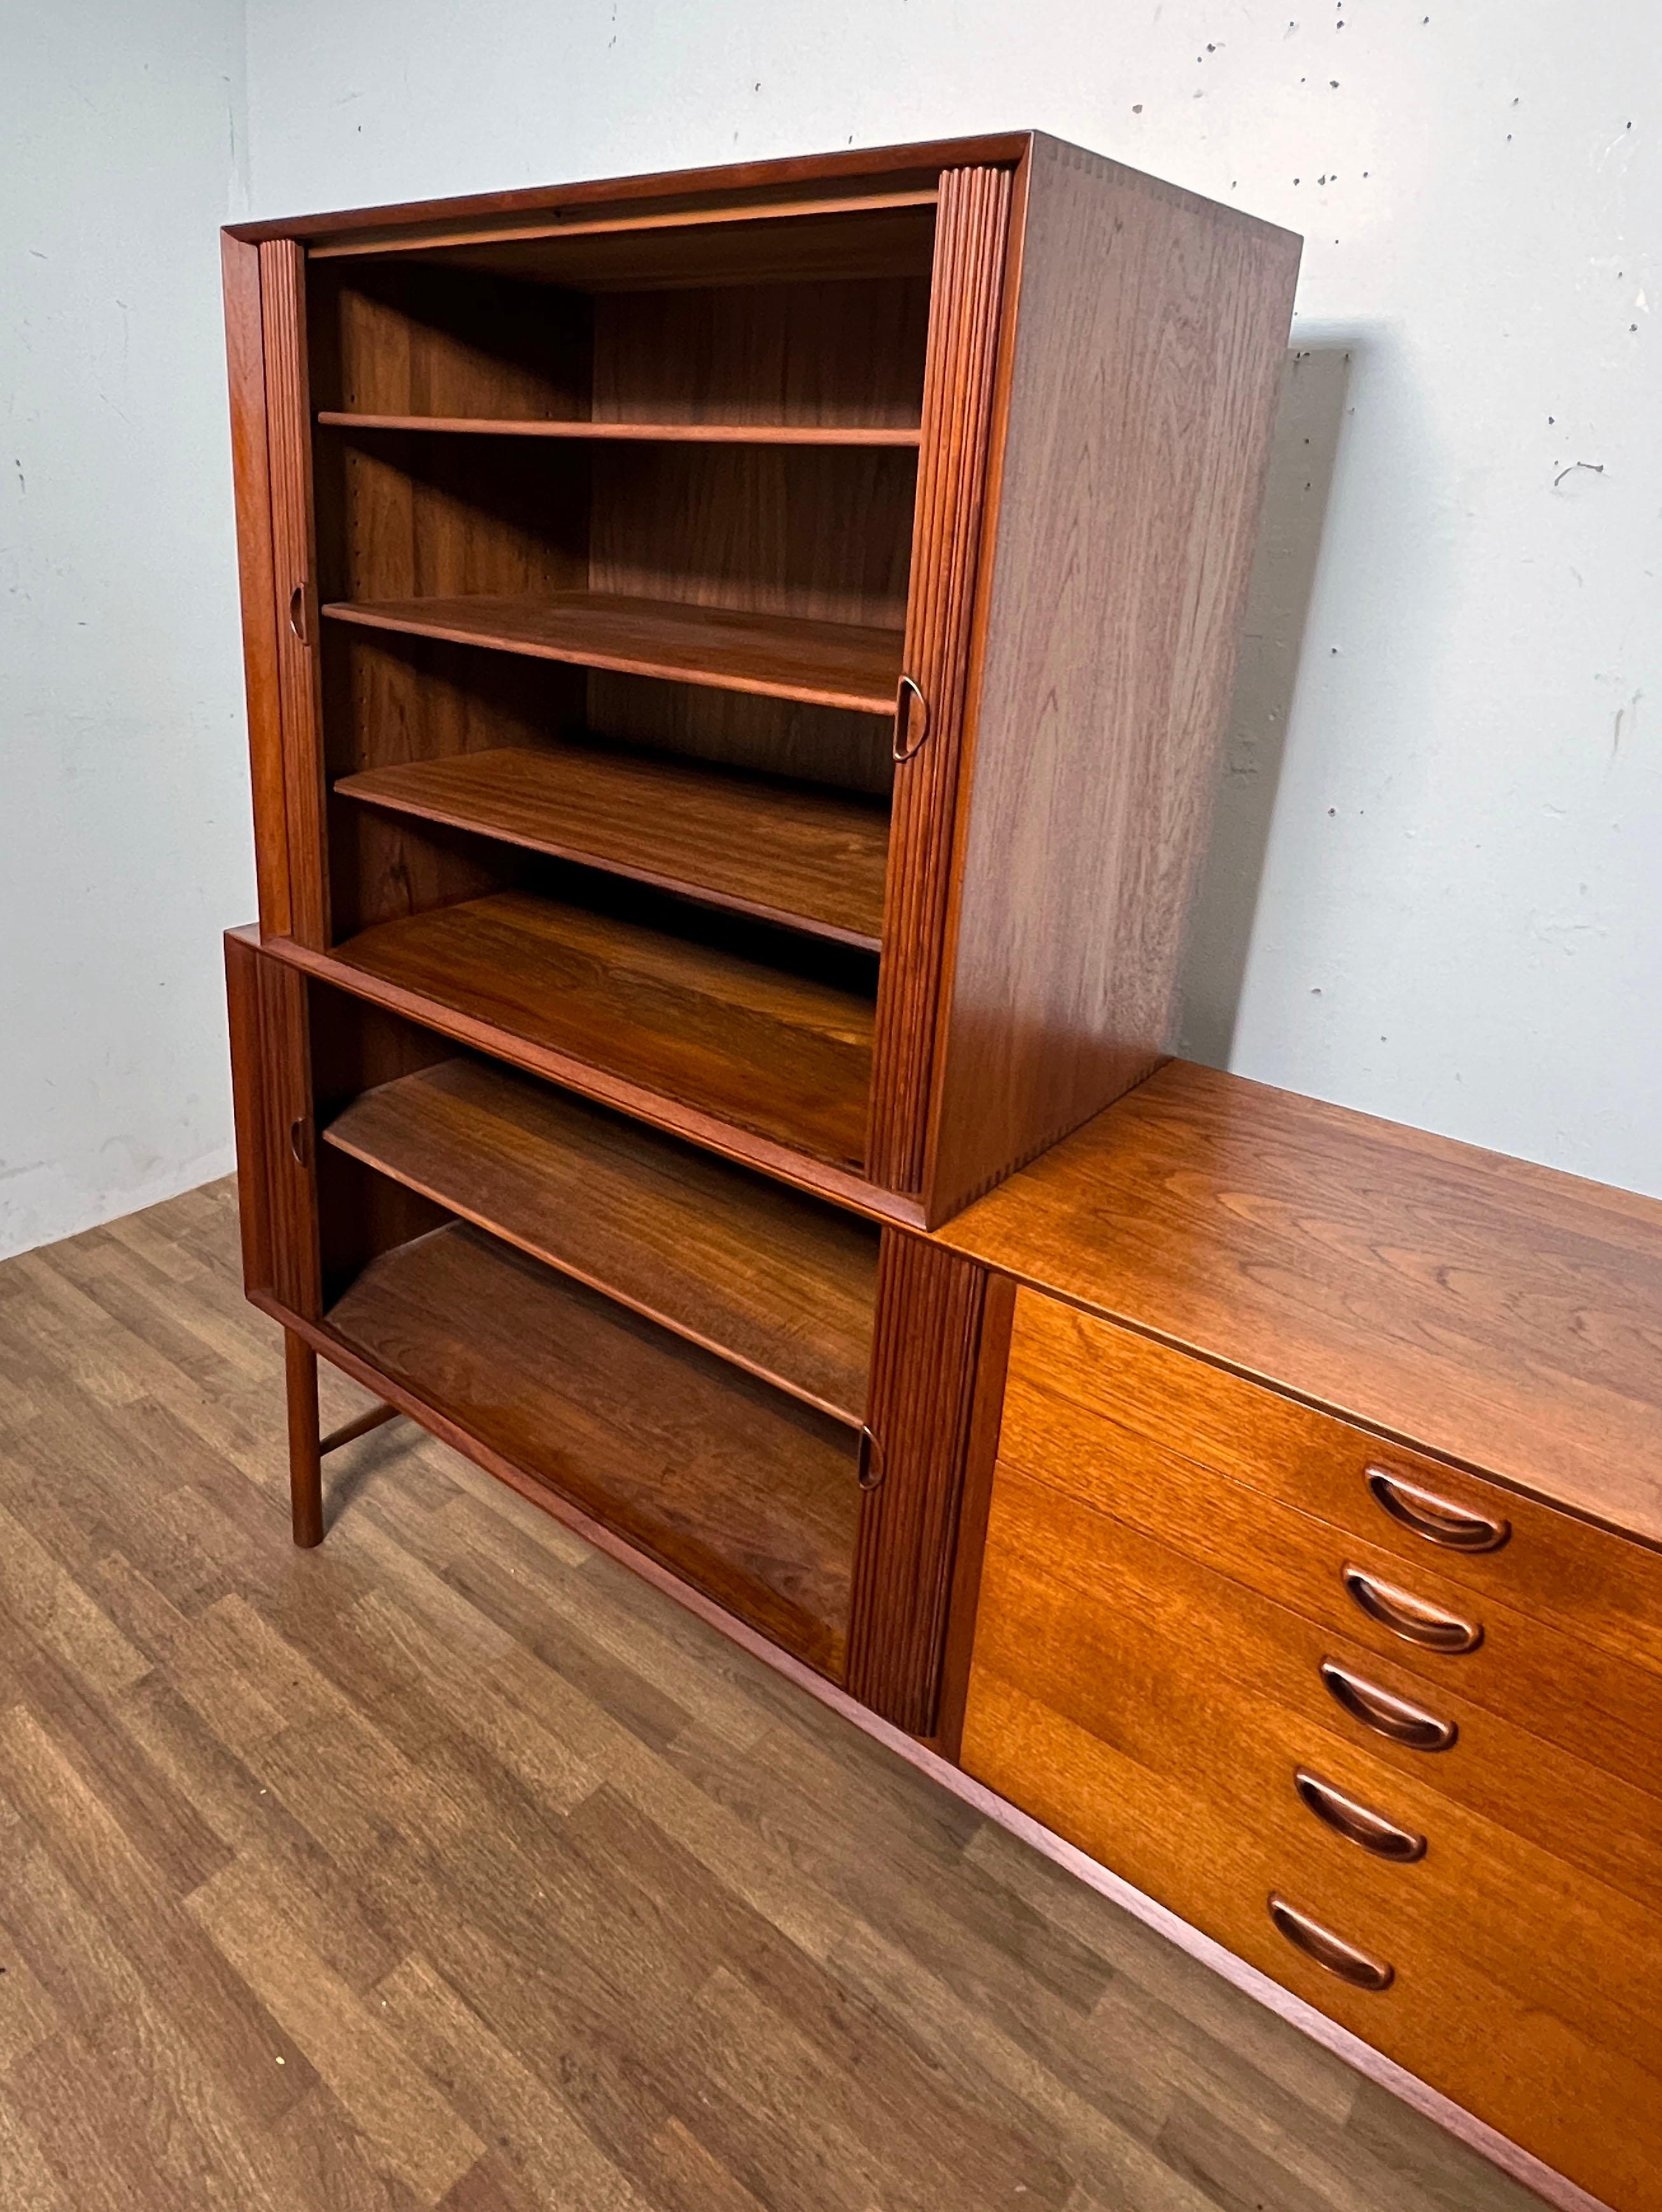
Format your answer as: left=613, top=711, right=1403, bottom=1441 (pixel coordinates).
left=284, top=1331, right=324, bottom=1547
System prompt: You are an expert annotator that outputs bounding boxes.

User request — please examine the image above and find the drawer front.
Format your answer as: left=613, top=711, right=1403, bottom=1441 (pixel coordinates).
left=999, top=1392, right=1662, bottom=1801
left=1004, top=1288, right=1662, bottom=1682
left=962, top=1463, right=1662, bottom=2212
left=970, top=1456, right=1662, bottom=1917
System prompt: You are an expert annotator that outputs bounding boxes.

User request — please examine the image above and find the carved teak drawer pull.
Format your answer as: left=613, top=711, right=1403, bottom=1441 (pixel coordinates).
left=1319, top=1661, right=1458, bottom=1752
left=1269, top=1895, right=1395, bottom=1991
left=1366, top=1468, right=1511, bottom=1553
left=1341, top=1566, right=1483, bottom=1654
left=1293, top=1769, right=1427, bottom=1863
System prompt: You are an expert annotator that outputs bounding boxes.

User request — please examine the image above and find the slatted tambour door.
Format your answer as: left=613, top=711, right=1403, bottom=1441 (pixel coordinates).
left=258, top=237, right=329, bottom=948
left=866, top=165, right=1014, bottom=1194
left=846, top=1231, right=988, bottom=1731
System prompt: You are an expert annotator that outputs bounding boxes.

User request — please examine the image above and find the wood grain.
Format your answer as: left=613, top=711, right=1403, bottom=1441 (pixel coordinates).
left=584, top=440, right=916, bottom=636
left=308, top=256, right=592, bottom=422
left=382, top=201, right=939, bottom=293
left=258, top=238, right=329, bottom=949
left=326, top=1222, right=860, bottom=1675
left=221, top=235, right=289, bottom=938
left=845, top=1234, right=987, bottom=1732
left=262, top=927, right=922, bottom=1229
left=328, top=887, right=875, bottom=1170
left=335, top=742, right=890, bottom=947
left=323, top=591, right=904, bottom=713
left=997, top=1368, right=1662, bottom=1802
left=923, top=137, right=1301, bottom=1220
left=319, top=413, right=924, bottom=443
left=322, top=1055, right=878, bottom=1423
left=962, top=1462, right=1662, bottom=2212
left=225, top=135, right=1028, bottom=245
left=938, top=1060, right=1662, bottom=1554
left=223, top=928, right=319, bottom=1321
left=930, top=1269, right=1018, bottom=1764
left=971, top=1458, right=1662, bottom=1919
left=866, top=165, right=1014, bottom=1194
left=590, top=270, right=929, bottom=431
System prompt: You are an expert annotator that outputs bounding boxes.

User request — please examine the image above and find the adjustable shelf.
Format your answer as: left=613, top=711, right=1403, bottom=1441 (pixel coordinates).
left=326, top=1216, right=860, bottom=1676
left=322, top=1056, right=878, bottom=1421
left=321, top=592, right=904, bottom=714
left=318, top=413, right=922, bottom=446
left=333, top=742, right=889, bottom=948
left=328, top=887, right=875, bottom=1170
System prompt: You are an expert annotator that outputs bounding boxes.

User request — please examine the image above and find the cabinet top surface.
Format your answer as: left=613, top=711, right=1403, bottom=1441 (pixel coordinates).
left=936, top=1060, right=1662, bottom=1548
left=223, top=129, right=1299, bottom=251
left=226, top=132, right=1032, bottom=245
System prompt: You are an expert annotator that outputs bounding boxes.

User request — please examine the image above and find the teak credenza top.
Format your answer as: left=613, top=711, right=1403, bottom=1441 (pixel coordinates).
left=937, top=1058, right=1662, bottom=1551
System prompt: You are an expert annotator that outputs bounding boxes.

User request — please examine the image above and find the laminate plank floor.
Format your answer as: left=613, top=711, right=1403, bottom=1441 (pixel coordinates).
left=0, top=1180, right=1543, bottom=2212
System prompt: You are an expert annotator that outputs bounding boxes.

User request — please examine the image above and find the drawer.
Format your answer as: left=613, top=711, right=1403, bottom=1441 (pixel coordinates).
left=998, top=1398, right=1662, bottom=1801
left=962, top=1463, right=1662, bottom=2212
left=1004, top=1287, right=1662, bottom=1681
left=971, top=1458, right=1662, bottom=1916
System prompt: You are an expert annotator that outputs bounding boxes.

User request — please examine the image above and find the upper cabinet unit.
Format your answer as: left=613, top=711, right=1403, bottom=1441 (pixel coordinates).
left=225, top=134, right=1300, bottom=1227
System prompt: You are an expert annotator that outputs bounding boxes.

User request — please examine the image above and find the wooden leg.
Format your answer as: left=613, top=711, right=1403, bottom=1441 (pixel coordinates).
left=284, top=1331, right=324, bottom=1548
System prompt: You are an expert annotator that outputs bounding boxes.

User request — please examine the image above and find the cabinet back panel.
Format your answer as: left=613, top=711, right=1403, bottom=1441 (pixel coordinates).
left=586, top=441, right=916, bottom=630
left=396, top=200, right=939, bottom=293
left=308, top=261, right=593, bottom=418
left=590, top=275, right=930, bottom=427
left=315, top=429, right=590, bottom=603
left=321, top=626, right=585, bottom=782
left=583, top=672, right=894, bottom=794
left=326, top=801, right=517, bottom=941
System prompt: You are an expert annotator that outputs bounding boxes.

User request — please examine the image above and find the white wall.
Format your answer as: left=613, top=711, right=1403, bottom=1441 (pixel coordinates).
left=1, top=0, right=253, bottom=1259
left=246, top=0, right=1662, bottom=1199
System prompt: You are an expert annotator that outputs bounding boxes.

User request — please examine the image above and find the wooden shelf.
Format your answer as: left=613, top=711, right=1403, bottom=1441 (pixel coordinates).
left=334, top=743, right=890, bottom=950
left=318, top=411, right=922, bottom=446
left=330, top=890, right=875, bottom=1170
left=322, top=592, right=904, bottom=715
left=326, top=1221, right=859, bottom=1675
left=323, top=1057, right=878, bottom=1423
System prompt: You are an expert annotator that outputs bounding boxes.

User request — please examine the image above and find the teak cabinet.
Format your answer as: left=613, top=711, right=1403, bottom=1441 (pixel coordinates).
left=223, top=126, right=1662, bottom=2212
left=221, top=134, right=1298, bottom=1733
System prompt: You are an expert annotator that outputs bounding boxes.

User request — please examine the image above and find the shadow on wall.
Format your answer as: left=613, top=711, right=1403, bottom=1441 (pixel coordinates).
left=1177, top=341, right=1355, bottom=1068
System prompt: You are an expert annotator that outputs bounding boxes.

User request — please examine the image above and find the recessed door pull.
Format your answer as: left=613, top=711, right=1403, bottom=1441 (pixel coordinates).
left=892, top=674, right=930, bottom=762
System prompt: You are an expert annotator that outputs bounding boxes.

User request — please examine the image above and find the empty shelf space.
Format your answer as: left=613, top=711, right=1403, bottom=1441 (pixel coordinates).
left=334, top=744, right=890, bottom=950
left=321, top=592, right=904, bottom=715
left=330, top=890, right=875, bottom=1170
left=318, top=411, right=922, bottom=446
left=323, top=1058, right=878, bottom=1423
left=327, top=1222, right=859, bottom=1675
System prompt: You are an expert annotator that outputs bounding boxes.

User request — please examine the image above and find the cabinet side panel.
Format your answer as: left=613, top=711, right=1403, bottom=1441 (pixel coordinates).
left=845, top=1231, right=987, bottom=1732
left=926, top=139, right=1301, bottom=1220
left=865, top=165, right=1015, bottom=1192
left=260, top=238, right=329, bottom=948
left=222, top=237, right=290, bottom=936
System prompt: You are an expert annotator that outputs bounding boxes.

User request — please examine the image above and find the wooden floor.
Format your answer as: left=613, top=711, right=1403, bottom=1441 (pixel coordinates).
left=0, top=1180, right=1543, bottom=2212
